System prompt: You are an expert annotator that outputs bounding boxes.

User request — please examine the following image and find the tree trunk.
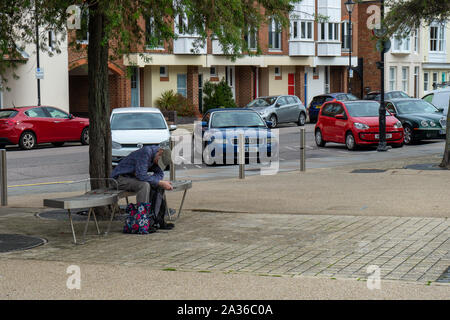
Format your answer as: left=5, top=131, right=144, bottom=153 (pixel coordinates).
left=87, top=3, right=112, bottom=192
left=439, top=105, right=450, bottom=168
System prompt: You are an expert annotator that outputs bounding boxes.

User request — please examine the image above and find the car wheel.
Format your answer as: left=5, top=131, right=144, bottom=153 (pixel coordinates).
left=403, top=125, right=414, bottom=145
left=297, top=112, right=306, bottom=126
left=52, top=142, right=65, bottom=147
left=269, top=115, right=278, bottom=128
left=315, top=129, right=326, bottom=147
left=81, top=127, right=89, bottom=145
left=345, top=132, right=357, bottom=151
left=19, top=131, right=36, bottom=150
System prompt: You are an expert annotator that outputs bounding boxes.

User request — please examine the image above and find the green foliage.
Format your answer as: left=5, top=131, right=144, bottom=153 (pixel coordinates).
left=202, top=79, right=237, bottom=112
left=156, top=90, right=196, bottom=117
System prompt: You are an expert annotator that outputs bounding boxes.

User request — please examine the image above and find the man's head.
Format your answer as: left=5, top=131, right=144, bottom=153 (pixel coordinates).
left=154, top=141, right=171, bottom=170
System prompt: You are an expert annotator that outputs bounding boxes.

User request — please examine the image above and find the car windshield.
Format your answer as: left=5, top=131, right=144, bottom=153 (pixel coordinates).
left=247, top=97, right=277, bottom=107
left=111, top=112, right=167, bottom=130
left=395, top=100, right=439, bottom=114
left=365, top=93, right=380, bottom=100
left=211, top=111, right=266, bottom=128
left=346, top=102, right=389, bottom=117
left=388, top=91, right=410, bottom=99
left=0, top=110, right=18, bottom=119
left=347, top=94, right=358, bottom=101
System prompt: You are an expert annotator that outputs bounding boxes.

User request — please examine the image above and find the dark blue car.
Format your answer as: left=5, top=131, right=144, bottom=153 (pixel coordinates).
left=308, top=93, right=358, bottom=123
left=200, top=108, right=276, bottom=165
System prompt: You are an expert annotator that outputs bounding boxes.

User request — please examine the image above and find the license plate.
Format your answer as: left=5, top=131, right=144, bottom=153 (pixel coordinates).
left=440, top=129, right=446, bottom=134
left=375, top=134, right=392, bottom=139
left=245, top=146, right=258, bottom=152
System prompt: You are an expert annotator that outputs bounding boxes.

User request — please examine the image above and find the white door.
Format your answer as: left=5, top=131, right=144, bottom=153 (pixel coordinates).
left=226, top=66, right=236, bottom=101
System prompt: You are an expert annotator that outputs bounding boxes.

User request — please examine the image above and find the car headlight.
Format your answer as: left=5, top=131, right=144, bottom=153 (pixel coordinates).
left=420, top=120, right=429, bottom=127
left=354, top=122, right=369, bottom=130
left=112, top=141, right=122, bottom=149
left=429, top=121, right=437, bottom=127
left=393, top=121, right=402, bottom=129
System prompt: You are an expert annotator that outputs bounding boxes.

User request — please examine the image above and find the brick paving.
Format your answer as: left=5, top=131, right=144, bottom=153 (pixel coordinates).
left=0, top=210, right=449, bottom=284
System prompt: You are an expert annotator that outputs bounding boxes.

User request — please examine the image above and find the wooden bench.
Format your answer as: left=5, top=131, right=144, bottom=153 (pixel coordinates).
left=43, top=180, right=192, bottom=245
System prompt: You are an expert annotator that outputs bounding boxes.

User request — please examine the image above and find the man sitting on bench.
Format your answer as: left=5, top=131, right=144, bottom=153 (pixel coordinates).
left=111, top=141, right=175, bottom=230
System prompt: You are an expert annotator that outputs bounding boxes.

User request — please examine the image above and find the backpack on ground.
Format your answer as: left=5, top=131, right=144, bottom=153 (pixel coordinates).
left=123, top=203, right=157, bottom=234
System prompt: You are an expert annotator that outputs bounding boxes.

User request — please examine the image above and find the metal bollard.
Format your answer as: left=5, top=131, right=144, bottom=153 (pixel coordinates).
left=238, top=134, right=245, bottom=179
left=300, top=128, right=306, bottom=172
left=0, top=149, right=7, bottom=206
left=170, top=136, right=175, bottom=181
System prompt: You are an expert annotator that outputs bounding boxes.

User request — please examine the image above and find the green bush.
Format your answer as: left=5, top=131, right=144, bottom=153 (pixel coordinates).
left=203, top=78, right=237, bottom=113
left=155, top=90, right=196, bottom=117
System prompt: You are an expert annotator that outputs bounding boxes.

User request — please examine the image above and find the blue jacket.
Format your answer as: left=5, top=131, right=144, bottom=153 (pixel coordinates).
left=111, top=146, right=163, bottom=188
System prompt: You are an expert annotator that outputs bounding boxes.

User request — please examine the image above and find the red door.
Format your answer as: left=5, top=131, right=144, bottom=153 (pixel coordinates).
left=288, top=73, right=295, bottom=95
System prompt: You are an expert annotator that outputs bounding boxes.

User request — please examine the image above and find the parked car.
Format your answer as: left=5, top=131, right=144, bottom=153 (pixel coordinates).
left=110, top=107, right=176, bottom=166
left=201, top=108, right=276, bottom=164
left=363, top=90, right=410, bottom=101
left=308, top=93, right=358, bottom=123
left=314, top=100, right=404, bottom=150
left=246, top=95, right=307, bottom=128
left=422, top=88, right=450, bottom=116
left=385, top=98, right=446, bottom=145
left=0, top=106, right=89, bottom=150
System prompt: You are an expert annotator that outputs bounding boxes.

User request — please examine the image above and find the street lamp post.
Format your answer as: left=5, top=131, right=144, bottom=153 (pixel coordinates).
left=345, top=0, right=355, bottom=94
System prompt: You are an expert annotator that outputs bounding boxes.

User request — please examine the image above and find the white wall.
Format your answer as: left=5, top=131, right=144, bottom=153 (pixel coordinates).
left=2, top=30, right=69, bottom=111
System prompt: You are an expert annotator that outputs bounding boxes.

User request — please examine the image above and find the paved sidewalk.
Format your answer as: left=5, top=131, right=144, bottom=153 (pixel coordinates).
left=0, top=153, right=449, bottom=299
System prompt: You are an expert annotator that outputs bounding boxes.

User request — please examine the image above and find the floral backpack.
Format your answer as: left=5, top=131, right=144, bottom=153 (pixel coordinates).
left=123, top=203, right=157, bottom=234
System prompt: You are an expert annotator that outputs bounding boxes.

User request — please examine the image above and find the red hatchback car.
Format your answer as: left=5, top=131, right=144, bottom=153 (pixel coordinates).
left=0, top=106, right=89, bottom=150
left=314, top=100, right=404, bottom=150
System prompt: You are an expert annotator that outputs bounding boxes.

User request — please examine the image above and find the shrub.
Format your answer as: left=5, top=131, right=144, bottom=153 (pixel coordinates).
left=203, top=78, right=237, bottom=112
left=155, top=90, right=196, bottom=117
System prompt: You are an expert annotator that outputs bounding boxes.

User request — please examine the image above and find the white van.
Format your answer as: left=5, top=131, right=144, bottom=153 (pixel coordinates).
left=423, top=88, right=450, bottom=116
left=110, top=107, right=176, bottom=166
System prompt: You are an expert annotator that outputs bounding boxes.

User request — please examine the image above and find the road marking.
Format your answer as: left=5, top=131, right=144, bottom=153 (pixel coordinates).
left=8, top=181, right=75, bottom=188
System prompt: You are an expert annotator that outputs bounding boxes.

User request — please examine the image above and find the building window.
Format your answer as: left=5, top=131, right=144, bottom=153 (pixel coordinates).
left=320, top=22, right=339, bottom=42
left=245, top=29, right=258, bottom=50
left=430, top=24, right=445, bottom=52
left=393, top=35, right=410, bottom=52
left=424, top=72, right=429, bottom=91
left=268, top=19, right=282, bottom=50
left=210, top=67, right=217, bottom=77
left=146, top=17, right=164, bottom=49
left=48, top=31, right=56, bottom=51
left=413, top=29, right=419, bottom=53
left=274, top=66, right=281, bottom=77
left=432, top=72, right=438, bottom=88
left=76, top=7, right=89, bottom=44
left=177, top=74, right=187, bottom=97
left=160, top=66, right=168, bottom=77
left=402, top=67, right=409, bottom=92
left=291, top=20, right=313, bottom=40
left=389, top=67, right=397, bottom=91
left=341, top=21, right=351, bottom=51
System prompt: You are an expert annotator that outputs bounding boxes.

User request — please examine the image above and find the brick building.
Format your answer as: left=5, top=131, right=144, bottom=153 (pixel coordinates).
left=68, top=0, right=361, bottom=117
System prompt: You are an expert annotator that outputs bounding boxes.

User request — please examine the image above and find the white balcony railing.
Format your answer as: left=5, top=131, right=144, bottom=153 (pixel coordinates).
left=317, top=42, right=341, bottom=56
left=289, top=40, right=315, bottom=56
left=173, top=36, right=206, bottom=54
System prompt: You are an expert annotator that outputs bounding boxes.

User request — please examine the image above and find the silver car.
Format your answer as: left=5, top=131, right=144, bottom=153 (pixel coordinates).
left=247, top=95, right=307, bottom=128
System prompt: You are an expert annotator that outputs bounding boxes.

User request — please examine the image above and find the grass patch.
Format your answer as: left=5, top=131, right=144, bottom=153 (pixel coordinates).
left=162, top=268, right=177, bottom=271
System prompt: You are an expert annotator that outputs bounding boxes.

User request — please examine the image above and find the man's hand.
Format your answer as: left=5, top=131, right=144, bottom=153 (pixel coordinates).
left=158, top=180, right=173, bottom=191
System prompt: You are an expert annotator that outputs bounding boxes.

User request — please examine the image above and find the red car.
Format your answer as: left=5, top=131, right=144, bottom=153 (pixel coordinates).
left=0, top=106, right=89, bottom=150
left=314, top=100, right=404, bottom=150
